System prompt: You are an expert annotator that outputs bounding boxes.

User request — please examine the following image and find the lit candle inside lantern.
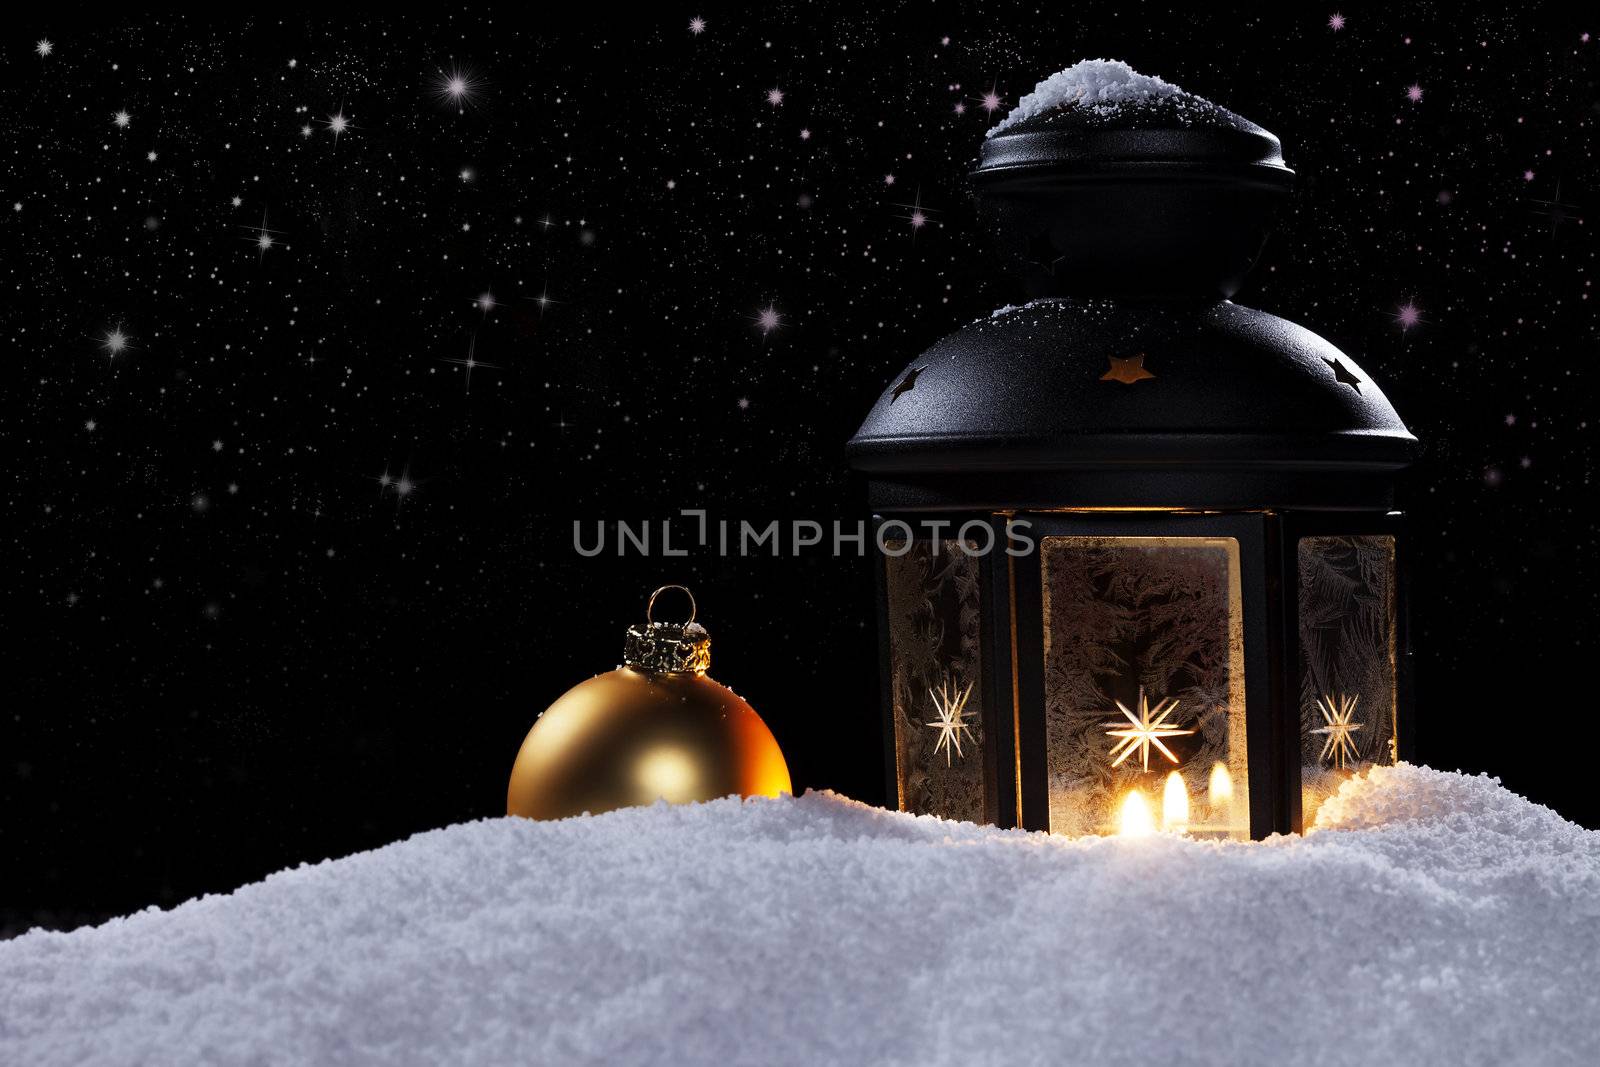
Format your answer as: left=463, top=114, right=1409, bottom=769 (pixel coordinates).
left=1118, top=789, right=1156, bottom=837
left=1208, top=762, right=1233, bottom=814
left=1162, top=771, right=1189, bottom=833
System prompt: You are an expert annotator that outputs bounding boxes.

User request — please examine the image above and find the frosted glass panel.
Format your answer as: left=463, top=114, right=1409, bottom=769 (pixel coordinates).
left=1040, top=536, right=1249, bottom=838
left=1298, top=535, right=1398, bottom=826
left=884, top=541, right=987, bottom=822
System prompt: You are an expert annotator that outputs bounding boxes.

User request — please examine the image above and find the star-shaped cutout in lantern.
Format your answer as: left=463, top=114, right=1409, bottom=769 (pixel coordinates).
left=1104, top=689, right=1193, bottom=770
left=1324, top=357, right=1363, bottom=393
left=890, top=365, right=926, bottom=404
left=1100, top=353, right=1156, bottom=385
left=1312, top=693, right=1364, bottom=769
left=924, top=675, right=976, bottom=766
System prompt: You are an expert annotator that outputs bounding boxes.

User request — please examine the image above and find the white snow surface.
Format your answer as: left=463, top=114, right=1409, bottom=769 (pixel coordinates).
left=990, top=58, right=1208, bottom=136
left=3, top=764, right=1599, bottom=1067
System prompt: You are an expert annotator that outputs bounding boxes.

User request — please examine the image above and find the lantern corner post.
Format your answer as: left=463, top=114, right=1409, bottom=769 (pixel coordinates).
left=868, top=514, right=900, bottom=812
left=980, top=514, right=1020, bottom=829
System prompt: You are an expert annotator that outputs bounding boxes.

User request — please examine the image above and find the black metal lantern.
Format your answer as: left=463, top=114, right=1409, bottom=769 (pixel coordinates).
left=848, top=69, right=1418, bottom=839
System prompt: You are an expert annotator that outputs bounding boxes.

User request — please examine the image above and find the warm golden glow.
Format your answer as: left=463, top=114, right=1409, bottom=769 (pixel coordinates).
left=1118, top=789, right=1156, bottom=837
left=1208, top=762, right=1234, bottom=811
left=1104, top=688, right=1194, bottom=771
left=635, top=746, right=699, bottom=802
left=1162, top=771, right=1189, bottom=833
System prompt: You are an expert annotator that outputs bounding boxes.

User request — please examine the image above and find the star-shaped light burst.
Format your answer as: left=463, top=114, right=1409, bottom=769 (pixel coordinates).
left=100, top=327, right=130, bottom=358
left=924, top=675, right=976, bottom=766
left=1104, top=689, right=1193, bottom=771
left=1327, top=12, right=1346, bottom=32
left=113, top=110, right=131, bottom=129
left=688, top=16, right=706, bottom=35
left=978, top=83, right=1003, bottom=114
left=245, top=208, right=284, bottom=259
left=1312, top=693, right=1363, bottom=769
left=1405, top=84, right=1424, bottom=103
left=375, top=465, right=417, bottom=501
left=754, top=305, right=781, bottom=334
left=434, top=65, right=480, bottom=111
left=36, top=39, right=54, bottom=57
left=1395, top=300, right=1423, bottom=331
left=326, top=110, right=350, bottom=143
left=766, top=87, right=784, bottom=107
left=442, top=334, right=499, bottom=394
left=894, top=190, right=934, bottom=236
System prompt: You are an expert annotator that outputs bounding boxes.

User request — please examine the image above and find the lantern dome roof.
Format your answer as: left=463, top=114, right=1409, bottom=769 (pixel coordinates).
left=848, top=61, right=1417, bottom=511
left=846, top=298, right=1419, bottom=511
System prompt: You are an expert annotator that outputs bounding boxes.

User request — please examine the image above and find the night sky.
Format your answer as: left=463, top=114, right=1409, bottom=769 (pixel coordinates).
left=5, top=5, right=1597, bottom=932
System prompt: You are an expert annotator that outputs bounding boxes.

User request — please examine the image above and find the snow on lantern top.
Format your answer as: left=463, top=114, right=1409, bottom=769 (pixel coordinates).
left=974, top=59, right=1293, bottom=301
left=988, top=59, right=1211, bottom=135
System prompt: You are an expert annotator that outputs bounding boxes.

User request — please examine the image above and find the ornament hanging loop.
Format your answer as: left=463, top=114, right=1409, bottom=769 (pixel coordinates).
left=646, top=584, right=697, bottom=626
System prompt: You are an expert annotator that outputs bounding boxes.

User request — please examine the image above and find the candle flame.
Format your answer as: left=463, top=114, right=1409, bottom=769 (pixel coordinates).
left=1162, top=771, right=1189, bottom=833
left=1208, top=762, right=1234, bottom=811
left=1118, top=789, right=1156, bottom=837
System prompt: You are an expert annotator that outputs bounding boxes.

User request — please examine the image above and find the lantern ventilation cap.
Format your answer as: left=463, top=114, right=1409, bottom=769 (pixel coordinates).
left=622, top=584, right=711, bottom=674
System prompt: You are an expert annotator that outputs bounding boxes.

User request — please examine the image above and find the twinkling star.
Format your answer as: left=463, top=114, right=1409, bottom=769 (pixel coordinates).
left=35, top=39, right=53, bottom=57
left=1327, top=12, right=1346, bottom=32
left=1100, top=353, right=1156, bottom=384
left=442, top=334, right=499, bottom=394
left=924, top=675, right=976, bottom=766
left=113, top=110, right=131, bottom=129
left=100, top=326, right=131, bottom=360
left=1312, top=693, right=1363, bottom=769
left=245, top=209, right=283, bottom=259
left=1104, top=689, right=1193, bottom=770
left=1529, top=179, right=1581, bottom=238
left=755, top=305, right=781, bottom=333
left=688, top=16, right=706, bottom=35
left=300, top=124, right=313, bottom=138
left=534, top=282, right=559, bottom=316
left=327, top=110, right=349, bottom=142
left=979, top=83, right=1003, bottom=113
left=1395, top=301, right=1422, bottom=330
left=1405, top=84, right=1424, bottom=103
left=766, top=87, right=784, bottom=106
left=376, top=466, right=416, bottom=500
left=475, top=292, right=496, bottom=313
left=434, top=66, right=479, bottom=111
left=146, top=150, right=158, bottom=162
left=894, top=190, right=933, bottom=235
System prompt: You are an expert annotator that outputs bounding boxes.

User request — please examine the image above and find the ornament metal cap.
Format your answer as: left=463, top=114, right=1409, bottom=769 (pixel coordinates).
left=622, top=585, right=711, bottom=674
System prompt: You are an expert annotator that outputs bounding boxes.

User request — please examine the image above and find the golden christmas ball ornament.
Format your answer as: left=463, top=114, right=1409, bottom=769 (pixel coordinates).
left=506, top=585, right=792, bottom=820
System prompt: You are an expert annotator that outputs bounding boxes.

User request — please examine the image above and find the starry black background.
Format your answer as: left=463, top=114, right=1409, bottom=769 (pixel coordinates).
left=4, top=4, right=1596, bottom=934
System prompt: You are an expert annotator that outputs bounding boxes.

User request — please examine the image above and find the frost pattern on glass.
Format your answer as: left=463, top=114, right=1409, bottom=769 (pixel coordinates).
left=884, top=541, right=986, bottom=822
left=1298, top=535, right=1397, bottom=825
left=1040, top=536, right=1248, bottom=838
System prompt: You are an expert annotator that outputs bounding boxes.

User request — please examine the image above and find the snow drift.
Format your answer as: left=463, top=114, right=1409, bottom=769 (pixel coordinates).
left=3, top=764, right=1598, bottom=1066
